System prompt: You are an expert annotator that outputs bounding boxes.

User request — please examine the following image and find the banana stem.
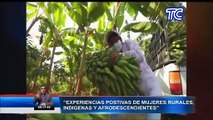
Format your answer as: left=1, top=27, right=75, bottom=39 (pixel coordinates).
left=75, top=28, right=89, bottom=95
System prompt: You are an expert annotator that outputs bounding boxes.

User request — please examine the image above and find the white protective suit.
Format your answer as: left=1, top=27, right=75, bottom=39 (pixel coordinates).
left=110, top=39, right=162, bottom=120
left=122, top=40, right=163, bottom=97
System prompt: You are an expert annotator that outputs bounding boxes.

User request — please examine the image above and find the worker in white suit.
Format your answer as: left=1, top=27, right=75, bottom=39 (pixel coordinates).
left=106, top=30, right=163, bottom=120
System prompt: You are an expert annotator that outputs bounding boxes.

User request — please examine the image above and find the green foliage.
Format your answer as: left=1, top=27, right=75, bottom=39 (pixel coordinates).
left=88, top=2, right=105, bottom=23
left=27, top=3, right=38, bottom=21
left=164, top=19, right=186, bottom=65
left=122, top=22, right=158, bottom=34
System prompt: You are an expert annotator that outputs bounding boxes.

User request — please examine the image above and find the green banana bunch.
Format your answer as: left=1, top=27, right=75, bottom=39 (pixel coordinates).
left=85, top=48, right=141, bottom=96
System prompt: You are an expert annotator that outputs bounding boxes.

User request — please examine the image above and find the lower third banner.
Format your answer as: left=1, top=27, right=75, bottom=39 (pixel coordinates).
left=0, top=95, right=195, bottom=114
left=59, top=96, right=195, bottom=114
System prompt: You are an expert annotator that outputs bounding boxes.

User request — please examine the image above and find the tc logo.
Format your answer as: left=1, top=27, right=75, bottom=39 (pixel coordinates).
left=165, top=7, right=184, bottom=21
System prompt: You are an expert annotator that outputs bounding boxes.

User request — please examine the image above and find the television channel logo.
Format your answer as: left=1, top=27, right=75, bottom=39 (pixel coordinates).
left=165, top=7, right=184, bottom=21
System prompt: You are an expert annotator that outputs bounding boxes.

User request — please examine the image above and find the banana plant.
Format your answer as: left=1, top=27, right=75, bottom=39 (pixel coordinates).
left=27, top=2, right=49, bottom=92
left=26, top=39, right=42, bottom=92
left=64, top=2, right=107, bottom=95
left=27, top=2, right=67, bottom=92
left=40, top=2, right=67, bottom=92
